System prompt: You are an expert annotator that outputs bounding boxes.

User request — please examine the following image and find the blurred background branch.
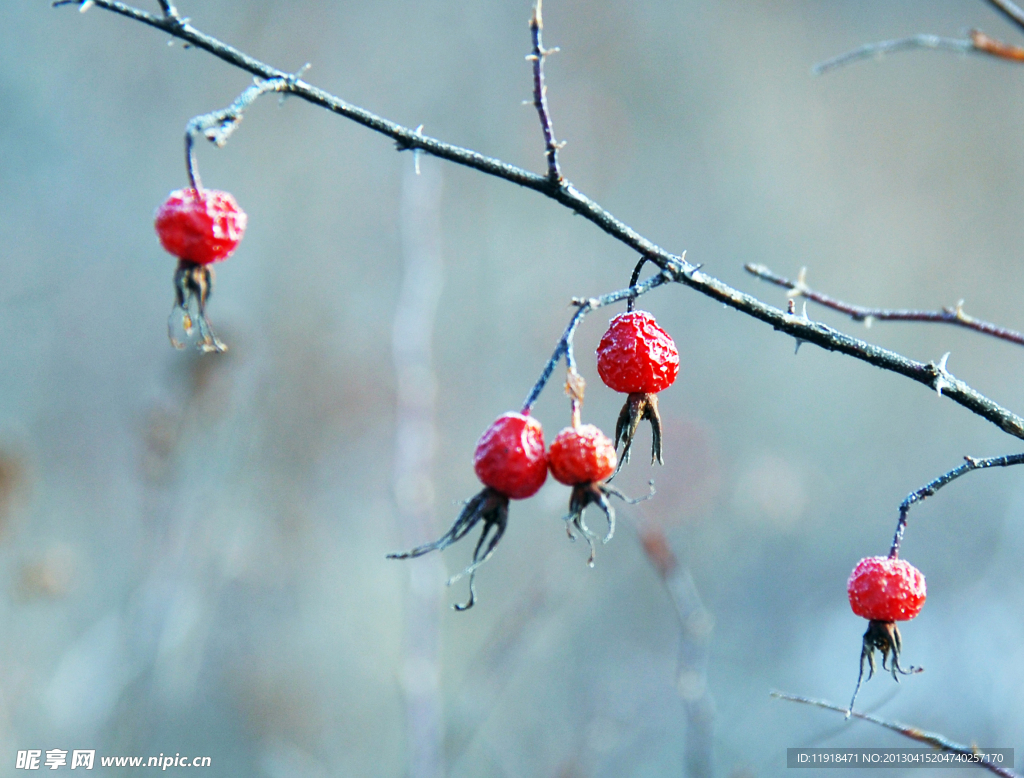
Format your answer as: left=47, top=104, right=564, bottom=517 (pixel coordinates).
left=773, top=691, right=1022, bottom=778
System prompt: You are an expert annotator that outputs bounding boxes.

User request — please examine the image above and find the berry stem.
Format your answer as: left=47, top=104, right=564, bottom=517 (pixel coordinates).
left=184, top=76, right=293, bottom=191
left=625, top=256, right=653, bottom=313
left=889, top=452, right=1024, bottom=558
left=520, top=270, right=671, bottom=414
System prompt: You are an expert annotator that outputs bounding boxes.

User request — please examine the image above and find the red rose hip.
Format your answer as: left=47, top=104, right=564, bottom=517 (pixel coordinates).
left=596, top=310, right=678, bottom=468
left=597, top=311, right=679, bottom=394
left=846, top=555, right=926, bottom=715
left=155, top=188, right=247, bottom=265
left=547, top=422, right=640, bottom=566
left=548, top=424, right=617, bottom=486
left=156, top=188, right=246, bottom=352
left=388, top=412, right=548, bottom=610
left=474, top=412, right=548, bottom=499
left=848, top=556, right=926, bottom=622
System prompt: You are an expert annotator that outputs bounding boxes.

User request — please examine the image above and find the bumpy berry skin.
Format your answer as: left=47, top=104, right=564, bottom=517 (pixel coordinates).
left=548, top=424, right=617, bottom=485
left=473, top=413, right=547, bottom=500
left=596, top=311, right=679, bottom=394
left=155, top=188, right=247, bottom=265
left=847, top=556, right=926, bottom=622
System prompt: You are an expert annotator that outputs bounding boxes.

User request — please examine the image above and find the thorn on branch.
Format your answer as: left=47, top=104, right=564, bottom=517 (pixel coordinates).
left=933, top=352, right=952, bottom=397
left=783, top=299, right=811, bottom=354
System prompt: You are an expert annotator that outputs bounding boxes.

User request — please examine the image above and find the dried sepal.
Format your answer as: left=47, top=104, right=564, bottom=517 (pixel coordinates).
left=613, top=392, right=663, bottom=470
left=387, top=487, right=509, bottom=611
left=847, top=620, right=922, bottom=716
left=169, top=261, right=226, bottom=353
left=562, top=481, right=654, bottom=567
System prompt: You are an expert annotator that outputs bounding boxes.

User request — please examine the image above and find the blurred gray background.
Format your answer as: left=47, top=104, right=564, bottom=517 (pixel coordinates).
left=2, top=1, right=1024, bottom=775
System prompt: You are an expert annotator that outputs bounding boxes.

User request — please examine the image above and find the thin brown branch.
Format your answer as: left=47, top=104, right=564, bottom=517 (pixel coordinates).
left=528, top=0, right=562, bottom=182
left=772, top=691, right=1022, bottom=778
left=746, top=264, right=1024, bottom=347
left=971, top=29, right=1024, bottom=60
left=55, top=0, right=1024, bottom=442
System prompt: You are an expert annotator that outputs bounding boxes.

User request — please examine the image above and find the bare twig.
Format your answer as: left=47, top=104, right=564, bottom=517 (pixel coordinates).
left=971, top=29, right=1024, bottom=60
left=813, top=34, right=976, bottom=75
left=184, top=76, right=290, bottom=190
left=813, top=26, right=1024, bottom=75
left=772, top=691, right=1022, bottom=778
left=890, top=452, right=1024, bottom=557
left=746, top=264, right=1024, bottom=348
left=56, top=0, right=1024, bottom=442
left=528, top=0, right=563, bottom=182
left=626, top=256, right=658, bottom=313
left=986, top=0, right=1024, bottom=34
left=156, top=0, right=177, bottom=20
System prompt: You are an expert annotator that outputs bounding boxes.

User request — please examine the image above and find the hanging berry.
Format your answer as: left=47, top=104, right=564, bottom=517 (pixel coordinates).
left=387, top=412, right=547, bottom=610
left=846, top=555, right=926, bottom=713
left=547, top=422, right=636, bottom=566
left=155, top=188, right=247, bottom=352
left=596, top=310, right=679, bottom=468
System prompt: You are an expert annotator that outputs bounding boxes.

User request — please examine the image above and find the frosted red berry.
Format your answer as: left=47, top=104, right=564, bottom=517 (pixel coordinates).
left=596, top=311, right=679, bottom=395
left=155, top=188, right=247, bottom=265
left=473, top=412, right=548, bottom=499
left=389, top=411, right=547, bottom=609
left=548, top=424, right=617, bottom=486
left=847, top=556, right=926, bottom=622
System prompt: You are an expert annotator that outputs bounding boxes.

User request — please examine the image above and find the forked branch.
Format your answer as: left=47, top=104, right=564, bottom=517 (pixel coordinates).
left=54, top=0, right=1024, bottom=442
left=746, top=264, right=1024, bottom=348
left=890, top=452, right=1024, bottom=557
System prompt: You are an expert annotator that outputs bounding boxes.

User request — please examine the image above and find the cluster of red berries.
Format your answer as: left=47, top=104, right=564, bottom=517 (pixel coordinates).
left=151, top=186, right=935, bottom=730
left=845, top=554, right=927, bottom=712
left=150, top=188, right=937, bottom=718
left=154, top=188, right=247, bottom=352
left=389, top=308, right=679, bottom=609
